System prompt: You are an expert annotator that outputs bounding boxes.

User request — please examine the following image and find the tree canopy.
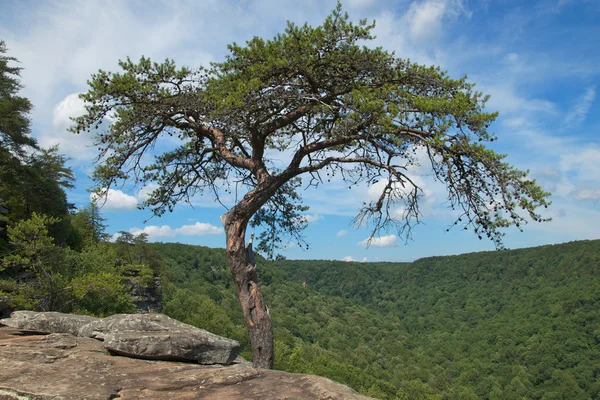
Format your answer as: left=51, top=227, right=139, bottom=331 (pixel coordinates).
left=0, top=41, right=76, bottom=247
left=73, top=4, right=549, bottom=252
left=155, top=239, right=600, bottom=399
left=72, top=4, right=550, bottom=367
left=0, top=40, right=36, bottom=158
left=0, top=41, right=154, bottom=317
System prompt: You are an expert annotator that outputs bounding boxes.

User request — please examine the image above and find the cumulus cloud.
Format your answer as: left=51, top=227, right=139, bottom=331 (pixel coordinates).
left=136, top=183, right=160, bottom=202
left=336, top=230, right=348, bottom=237
left=111, top=231, right=147, bottom=242
left=41, top=93, right=97, bottom=160
left=302, top=214, right=324, bottom=223
left=129, top=222, right=223, bottom=240
left=91, top=189, right=138, bottom=210
left=342, top=256, right=355, bottom=262
left=52, top=93, right=86, bottom=129
left=175, top=222, right=224, bottom=236
left=358, top=234, right=398, bottom=248
left=403, top=0, right=470, bottom=44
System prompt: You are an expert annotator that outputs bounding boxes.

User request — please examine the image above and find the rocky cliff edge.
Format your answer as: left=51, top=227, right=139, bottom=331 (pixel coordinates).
left=0, top=314, right=372, bottom=400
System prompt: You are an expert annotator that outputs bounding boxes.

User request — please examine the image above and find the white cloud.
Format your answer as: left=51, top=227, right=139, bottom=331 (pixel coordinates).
left=130, top=221, right=223, bottom=240
left=482, top=82, right=557, bottom=115
left=175, top=222, right=223, bottom=236
left=130, top=225, right=177, bottom=238
left=91, top=189, right=138, bottom=210
left=403, top=0, right=470, bottom=44
left=41, top=93, right=97, bottom=160
left=560, top=147, right=600, bottom=182
left=52, top=93, right=86, bottom=129
left=111, top=231, right=147, bottom=242
left=576, top=188, right=600, bottom=201
left=136, top=183, right=160, bottom=202
left=336, top=230, right=348, bottom=237
left=525, top=200, right=600, bottom=240
left=358, top=234, right=398, bottom=248
left=564, top=85, right=596, bottom=126
left=302, top=213, right=324, bottom=223
left=361, top=257, right=368, bottom=262
left=342, top=256, right=355, bottom=262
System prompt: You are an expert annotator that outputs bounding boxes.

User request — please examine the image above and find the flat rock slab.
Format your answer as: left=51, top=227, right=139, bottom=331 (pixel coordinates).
left=80, top=313, right=240, bottom=364
left=0, top=311, right=100, bottom=336
left=0, top=327, right=372, bottom=400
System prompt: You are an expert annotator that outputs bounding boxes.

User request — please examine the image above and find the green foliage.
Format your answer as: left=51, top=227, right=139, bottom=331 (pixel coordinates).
left=0, top=41, right=153, bottom=318
left=68, top=202, right=109, bottom=249
left=0, top=42, right=75, bottom=248
left=154, top=243, right=251, bottom=354
left=0, top=213, right=136, bottom=316
left=0, top=40, right=36, bottom=158
left=65, top=243, right=136, bottom=316
left=70, top=270, right=134, bottom=317
left=72, top=4, right=552, bottom=370
left=151, top=240, right=600, bottom=399
left=1, top=213, right=68, bottom=310
left=73, top=3, right=549, bottom=256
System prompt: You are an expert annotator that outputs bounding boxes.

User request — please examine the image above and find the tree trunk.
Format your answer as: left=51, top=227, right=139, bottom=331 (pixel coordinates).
left=223, top=214, right=274, bottom=369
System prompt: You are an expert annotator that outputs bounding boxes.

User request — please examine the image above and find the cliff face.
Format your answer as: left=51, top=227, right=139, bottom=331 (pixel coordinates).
left=0, top=326, right=372, bottom=400
left=124, top=272, right=163, bottom=314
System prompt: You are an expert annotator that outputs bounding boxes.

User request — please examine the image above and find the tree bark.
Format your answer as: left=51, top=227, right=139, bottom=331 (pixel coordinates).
left=223, top=212, right=274, bottom=369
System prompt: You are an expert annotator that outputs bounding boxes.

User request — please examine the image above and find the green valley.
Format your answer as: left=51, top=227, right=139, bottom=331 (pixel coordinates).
left=156, top=240, right=600, bottom=399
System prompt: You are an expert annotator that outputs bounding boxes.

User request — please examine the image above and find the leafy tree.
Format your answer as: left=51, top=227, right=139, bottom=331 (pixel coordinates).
left=21, top=147, right=75, bottom=245
left=0, top=42, right=75, bottom=246
left=1, top=213, right=68, bottom=310
left=0, top=212, right=135, bottom=316
left=0, top=40, right=36, bottom=158
left=67, top=243, right=135, bottom=316
left=72, top=5, right=550, bottom=368
left=0, top=40, right=37, bottom=243
left=69, top=202, right=109, bottom=249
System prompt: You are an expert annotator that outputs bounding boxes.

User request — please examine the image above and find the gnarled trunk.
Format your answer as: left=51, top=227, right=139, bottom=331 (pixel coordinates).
left=223, top=212, right=274, bottom=369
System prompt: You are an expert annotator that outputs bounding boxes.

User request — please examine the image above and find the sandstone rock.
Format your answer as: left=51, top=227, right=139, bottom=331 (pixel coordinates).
left=124, top=273, right=162, bottom=313
left=79, top=313, right=240, bottom=364
left=0, top=311, right=100, bottom=336
left=103, top=330, right=239, bottom=364
left=0, top=326, right=373, bottom=400
left=78, top=312, right=169, bottom=339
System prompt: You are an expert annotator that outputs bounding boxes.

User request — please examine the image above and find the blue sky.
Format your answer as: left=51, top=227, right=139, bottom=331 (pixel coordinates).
left=1, top=0, right=599, bottom=262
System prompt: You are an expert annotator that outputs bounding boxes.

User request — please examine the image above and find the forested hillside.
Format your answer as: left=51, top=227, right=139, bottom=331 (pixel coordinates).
left=0, top=41, right=157, bottom=318
left=156, top=240, right=600, bottom=399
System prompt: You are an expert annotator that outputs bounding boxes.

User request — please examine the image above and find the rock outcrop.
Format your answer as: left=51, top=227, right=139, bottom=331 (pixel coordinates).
left=0, top=326, right=372, bottom=400
left=0, top=310, right=100, bottom=336
left=124, top=273, right=163, bottom=313
left=81, top=313, right=239, bottom=364
left=2, top=311, right=239, bottom=365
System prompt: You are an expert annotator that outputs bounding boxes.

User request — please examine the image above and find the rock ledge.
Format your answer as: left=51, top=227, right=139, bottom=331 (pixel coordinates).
left=1, top=311, right=239, bottom=364
left=0, top=326, right=372, bottom=400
